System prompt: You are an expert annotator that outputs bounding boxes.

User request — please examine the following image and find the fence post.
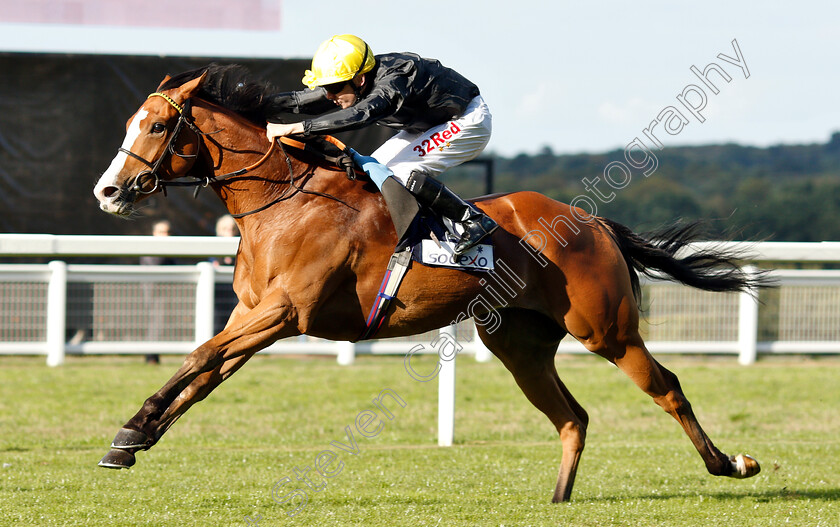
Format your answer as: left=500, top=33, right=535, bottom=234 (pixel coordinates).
left=438, top=324, right=457, bottom=447
left=738, top=265, right=759, bottom=365
left=195, top=261, right=216, bottom=346
left=473, top=322, right=492, bottom=362
left=46, top=260, right=67, bottom=367
left=336, top=341, right=356, bottom=365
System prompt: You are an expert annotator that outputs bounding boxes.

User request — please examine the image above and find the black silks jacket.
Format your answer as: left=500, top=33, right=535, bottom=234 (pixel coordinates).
left=266, top=52, right=480, bottom=135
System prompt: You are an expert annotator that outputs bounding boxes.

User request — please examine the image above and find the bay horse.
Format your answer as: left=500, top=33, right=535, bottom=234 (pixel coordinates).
left=92, top=64, right=762, bottom=502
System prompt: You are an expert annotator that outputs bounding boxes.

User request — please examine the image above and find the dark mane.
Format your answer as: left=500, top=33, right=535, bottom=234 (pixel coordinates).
left=159, top=63, right=279, bottom=125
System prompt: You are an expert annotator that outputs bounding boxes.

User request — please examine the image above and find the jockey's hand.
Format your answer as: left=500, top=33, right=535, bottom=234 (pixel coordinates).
left=266, top=122, right=304, bottom=143
left=349, top=149, right=384, bottom=171
left=350, top=149, right=393, bottom=188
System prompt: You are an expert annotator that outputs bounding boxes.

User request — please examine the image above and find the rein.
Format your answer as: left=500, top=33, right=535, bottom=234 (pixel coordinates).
left=230, top=141, right=357, bottom=219
left=121, top=92, right=354, bottom=217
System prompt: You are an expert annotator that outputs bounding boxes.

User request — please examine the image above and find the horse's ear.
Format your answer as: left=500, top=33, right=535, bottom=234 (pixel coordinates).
left=175, top=72, right=208, bottom=98
left=156, top=75, right=172, bottom=90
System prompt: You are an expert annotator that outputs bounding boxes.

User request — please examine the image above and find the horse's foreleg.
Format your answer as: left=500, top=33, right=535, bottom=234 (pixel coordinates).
left=154, top=347, right=258, bottom=438
left=99, top=294, right=298, bottom=469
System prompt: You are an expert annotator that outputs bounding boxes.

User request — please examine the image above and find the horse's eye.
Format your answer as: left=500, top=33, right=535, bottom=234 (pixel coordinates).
left=151, top=122, right=166, bottom=134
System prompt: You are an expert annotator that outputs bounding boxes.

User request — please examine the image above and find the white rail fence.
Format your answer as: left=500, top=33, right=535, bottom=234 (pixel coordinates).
left=0, top=260, right=478, bottom=363
left=5, top=235, right=840, bottom=446
left=4, top=235, right=840, bottom=367
left=6, top=263, right=840, bottom=363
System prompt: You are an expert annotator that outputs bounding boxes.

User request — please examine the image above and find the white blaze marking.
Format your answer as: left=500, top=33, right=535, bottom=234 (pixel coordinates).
left=94, top=109, right=148, bottom=196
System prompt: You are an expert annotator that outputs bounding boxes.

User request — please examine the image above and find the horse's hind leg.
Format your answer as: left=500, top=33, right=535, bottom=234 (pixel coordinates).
left=568, top=294, right=761, bottom=480
left=610, top=338, right=759, bottom=478
left=558, top=241, right=760, bottom=482
left=476, top=308, right=588, bottom=503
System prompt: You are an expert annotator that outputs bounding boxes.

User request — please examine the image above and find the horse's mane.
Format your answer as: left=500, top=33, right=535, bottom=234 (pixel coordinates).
left=159, top=63, right=280, bottom=125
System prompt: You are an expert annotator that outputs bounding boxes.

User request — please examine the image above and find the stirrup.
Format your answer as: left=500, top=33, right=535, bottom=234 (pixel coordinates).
left=454, top=215, right=498, bottom=255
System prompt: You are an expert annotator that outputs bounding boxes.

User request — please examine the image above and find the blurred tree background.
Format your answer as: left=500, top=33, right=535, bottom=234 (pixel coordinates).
left=446, top=132, right=840, bottom=242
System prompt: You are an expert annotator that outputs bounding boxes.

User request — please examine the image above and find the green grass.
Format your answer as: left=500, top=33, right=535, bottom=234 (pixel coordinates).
left=1, top=353, right=838, bottom=526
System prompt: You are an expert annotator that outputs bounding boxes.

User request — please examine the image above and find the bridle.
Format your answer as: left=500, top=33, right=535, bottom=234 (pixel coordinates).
left=118, top=91, right=351, bottom=218
left=119, top=92, right=206, bottom=196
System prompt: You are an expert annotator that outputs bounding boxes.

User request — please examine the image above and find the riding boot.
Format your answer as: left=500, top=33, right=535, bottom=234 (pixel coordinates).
left=406, top=171, right=498, bottom=255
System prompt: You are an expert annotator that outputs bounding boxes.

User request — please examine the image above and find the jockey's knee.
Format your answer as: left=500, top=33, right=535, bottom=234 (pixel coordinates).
left=405, top=169, right=440, bottom=200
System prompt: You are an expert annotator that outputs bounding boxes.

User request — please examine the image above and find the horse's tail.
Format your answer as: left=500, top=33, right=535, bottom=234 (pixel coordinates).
left=597, top=217, right=769, bottom=303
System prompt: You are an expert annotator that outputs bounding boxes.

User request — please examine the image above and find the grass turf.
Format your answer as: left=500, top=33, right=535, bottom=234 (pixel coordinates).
left=0, top=353, right=838, bottom=526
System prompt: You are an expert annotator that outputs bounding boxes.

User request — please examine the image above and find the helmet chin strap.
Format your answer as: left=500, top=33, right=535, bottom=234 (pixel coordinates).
left=351, top=42, right=369, bottom=101
left=352, top=78, right=364, bottom=101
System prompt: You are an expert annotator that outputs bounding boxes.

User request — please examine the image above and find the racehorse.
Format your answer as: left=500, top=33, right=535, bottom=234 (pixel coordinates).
left=93, top=64, right=762, bottom=502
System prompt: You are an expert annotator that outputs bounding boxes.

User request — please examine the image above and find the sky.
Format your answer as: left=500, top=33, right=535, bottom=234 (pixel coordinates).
left=1, top=0, right=838, bottom=157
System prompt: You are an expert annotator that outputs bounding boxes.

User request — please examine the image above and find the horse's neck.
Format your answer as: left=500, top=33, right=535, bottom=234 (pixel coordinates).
left=192, top=105, right=393, bottom=247
left=199, top=111, right=392, bottom=243
left=194, top=106, right=295, bottom=217
left=194, top=105, right=271, bottom=177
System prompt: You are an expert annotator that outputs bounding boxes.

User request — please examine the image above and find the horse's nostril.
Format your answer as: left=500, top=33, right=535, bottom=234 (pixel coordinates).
left=102, top=186, right=120, bottom=198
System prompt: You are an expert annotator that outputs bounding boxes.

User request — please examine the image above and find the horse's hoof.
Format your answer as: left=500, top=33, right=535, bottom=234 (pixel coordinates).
left=110, top=427, right=152, bottom=450
left=729, top=453, right=760, bottom=479
left=98, top=448, right=136, bottom=469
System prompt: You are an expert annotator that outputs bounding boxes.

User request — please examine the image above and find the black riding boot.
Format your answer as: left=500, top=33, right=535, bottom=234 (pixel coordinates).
left=406, top=171, right=498, bottom=255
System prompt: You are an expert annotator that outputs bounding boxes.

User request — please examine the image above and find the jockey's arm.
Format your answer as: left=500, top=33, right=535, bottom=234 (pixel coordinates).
left=266, top=90, right=392, bottom=142
left=265, top=88, right=335, bottom=115
left=264, top=88, right=331, bottom=142
left=301, top=90, right=392, bottom=135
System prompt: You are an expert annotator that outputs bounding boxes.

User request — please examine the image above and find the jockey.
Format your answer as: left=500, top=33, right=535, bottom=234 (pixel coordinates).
left=265, top=34, right=497, bottom=255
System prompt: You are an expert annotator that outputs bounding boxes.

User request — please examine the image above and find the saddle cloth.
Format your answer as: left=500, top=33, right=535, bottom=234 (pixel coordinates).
left=408, top=215, right=494, bottom=271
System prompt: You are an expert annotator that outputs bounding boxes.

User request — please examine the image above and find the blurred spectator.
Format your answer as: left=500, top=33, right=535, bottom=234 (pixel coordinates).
left=140, top=219, right=176, bottom=365
left=139, top=220, right=176, bottom=266
left=212, top=215, right=240, bottom=334
left=211, top=214, right=239, bottom=267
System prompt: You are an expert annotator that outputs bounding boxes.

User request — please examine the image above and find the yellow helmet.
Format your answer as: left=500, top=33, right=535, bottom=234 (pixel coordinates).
left=302, top=34, right=376, bottom=90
